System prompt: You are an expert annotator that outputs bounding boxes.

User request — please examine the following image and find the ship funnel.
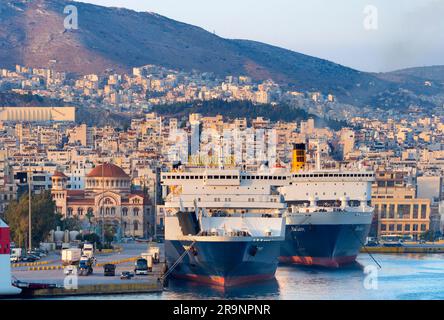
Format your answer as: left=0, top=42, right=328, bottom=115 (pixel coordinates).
left=291, top=143, right=306, bottom=173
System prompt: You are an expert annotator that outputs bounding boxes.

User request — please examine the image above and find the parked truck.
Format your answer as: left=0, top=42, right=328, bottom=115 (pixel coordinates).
left=10, top=248, right=23, bottom=263
left=148, top=246, right=160, bottom=264
left=134, top=258, right=149, bottom=275
left=61, top=248, right=82, bottom=266
left=82, top=243, right=94, bottom=258
left=78, top=255, right=94, bottom=276
left=140, top=253, right=153, bottom=272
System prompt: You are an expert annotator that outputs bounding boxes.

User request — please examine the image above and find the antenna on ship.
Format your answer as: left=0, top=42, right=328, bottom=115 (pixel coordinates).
left=315, top=139, right=321, bottom=171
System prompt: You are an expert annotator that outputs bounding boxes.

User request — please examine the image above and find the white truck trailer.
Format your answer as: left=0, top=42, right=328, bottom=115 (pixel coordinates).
left=61, top=248, right=82, bottom=266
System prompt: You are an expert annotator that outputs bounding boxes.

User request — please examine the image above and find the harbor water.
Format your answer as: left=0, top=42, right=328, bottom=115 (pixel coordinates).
left=64, top=253, right=444, bottom=300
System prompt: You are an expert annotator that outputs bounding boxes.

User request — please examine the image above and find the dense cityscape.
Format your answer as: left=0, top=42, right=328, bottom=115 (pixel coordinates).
left=0, top=0, right=443, bottom=302
left=0, top=64, right=443, bottom=245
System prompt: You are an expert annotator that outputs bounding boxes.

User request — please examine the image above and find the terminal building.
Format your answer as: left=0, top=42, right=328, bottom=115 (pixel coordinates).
left=371, top=170, right=431, bottom=240
left=0, top=107, right=75, bottom=122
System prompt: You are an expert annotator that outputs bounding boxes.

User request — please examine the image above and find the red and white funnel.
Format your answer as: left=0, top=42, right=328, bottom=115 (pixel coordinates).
left=0, top=219, right=21, bottom=295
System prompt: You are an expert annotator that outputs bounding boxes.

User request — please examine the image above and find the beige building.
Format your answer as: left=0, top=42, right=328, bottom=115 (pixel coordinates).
left=51, top=163, right=153, bottom=238
left=372, top=171, right=431, bottom=239
left=67, top=124, right=94, bottom=146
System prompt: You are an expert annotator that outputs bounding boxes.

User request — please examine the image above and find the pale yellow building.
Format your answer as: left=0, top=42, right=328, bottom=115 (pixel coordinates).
left=372, top=171, right=431, bottom=239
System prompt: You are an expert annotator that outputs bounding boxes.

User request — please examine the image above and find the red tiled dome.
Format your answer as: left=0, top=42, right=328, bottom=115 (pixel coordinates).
left=52, top=170, right=68, bottom=179
left=87, top=163, right=129, bottom=178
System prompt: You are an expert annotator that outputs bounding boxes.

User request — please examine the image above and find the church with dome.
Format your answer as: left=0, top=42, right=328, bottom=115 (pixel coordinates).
left=51, top=163, right=152, bottom=238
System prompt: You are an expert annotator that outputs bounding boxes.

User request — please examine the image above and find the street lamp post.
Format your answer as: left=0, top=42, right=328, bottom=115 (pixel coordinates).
left=28, top=167, right=32, bottom=251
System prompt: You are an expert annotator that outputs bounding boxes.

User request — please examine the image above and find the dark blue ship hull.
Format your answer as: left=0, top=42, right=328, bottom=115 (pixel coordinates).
left=165, top=239, right=281, bottom=287
left=280, top=223, right=372, bottom=268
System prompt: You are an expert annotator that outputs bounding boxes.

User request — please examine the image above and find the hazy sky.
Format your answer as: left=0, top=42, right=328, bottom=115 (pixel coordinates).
left=77, top=0, right=444, bottom=72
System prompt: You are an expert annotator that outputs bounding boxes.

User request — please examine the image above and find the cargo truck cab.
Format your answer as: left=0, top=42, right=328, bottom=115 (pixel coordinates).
left=134, top=258, right=149, bottom=275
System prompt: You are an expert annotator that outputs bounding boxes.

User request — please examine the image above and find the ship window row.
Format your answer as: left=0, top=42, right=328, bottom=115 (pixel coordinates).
left=241, top=175, right=287, bottom=180
left=162, top=175, right=204, bottom=180
left=293, top=173, right=373, bottom=178
left=162, top=175, right=240, bottom=180
left=162, top=173, right=372, bottom=180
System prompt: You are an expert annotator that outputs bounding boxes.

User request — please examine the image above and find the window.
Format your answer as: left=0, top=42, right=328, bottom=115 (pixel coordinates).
left=389, top=204, right=395, bottom=218
left=133, top=208, right=140, bottom=216
left=421, top=205, right=427, bottom=219
left=389, top=224, right=395, bottom=231
left=78, top=208, right=84, bottom=216
left=397, top=224, right=402, bottom=231
left=380, top=204, right=387, bottom=219
left=122, top=208, right=128, bottom=216
left=398, top=204, right=410, bottom=219
left=421, top=224, right=427, bottom=232
left=412, top=205, right=419, bottom=219
left=405, top=224, right=410, bottom=231
left=133, top=221, right=139, bottom=231
left=413, top=224, right=418, bottom=231
left=67, top=207, right=73, bottom=216
left=381, top=224, right=387, bottom=231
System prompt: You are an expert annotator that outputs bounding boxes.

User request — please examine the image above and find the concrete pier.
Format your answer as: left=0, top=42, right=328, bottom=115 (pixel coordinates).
left=12, top=242, right=165, bottom=298
left=20, top=281, right=162, bottom=298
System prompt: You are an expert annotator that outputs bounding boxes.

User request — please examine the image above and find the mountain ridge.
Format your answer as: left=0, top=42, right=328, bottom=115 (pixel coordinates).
left=0, top=0, right=441, bottom=108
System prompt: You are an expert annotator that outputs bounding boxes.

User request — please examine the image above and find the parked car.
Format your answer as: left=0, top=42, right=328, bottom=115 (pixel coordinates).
left=64, top=265, right=77, bottom=275
left=34, top=249, right=47, bottom=257
left=103, top=264, right=116, bottom=277
left=120, top=271, right=134, bottom=280
left=27, top=251, right=43, bottom=259
left=21, top=255, right=37, bottom=262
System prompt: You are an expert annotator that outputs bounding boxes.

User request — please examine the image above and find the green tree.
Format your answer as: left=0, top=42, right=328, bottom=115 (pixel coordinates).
left=60, top=216, right=82, bottom=231
left=83, top=233, right=101, bottom=245
left=5, top=190, right=57, bottom=248
left=420, top=229, right=436, bottom=242
left=104, top=224, right=116, bottom=246
left=85, top=210, right=94, bottom=230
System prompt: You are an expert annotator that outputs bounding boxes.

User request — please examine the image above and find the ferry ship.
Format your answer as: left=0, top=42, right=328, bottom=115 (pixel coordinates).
left=278, top=144, right=375, bottom=267
left=160, top=167, right=286, bottom=287
left=0, top=219, right=21, bottom=296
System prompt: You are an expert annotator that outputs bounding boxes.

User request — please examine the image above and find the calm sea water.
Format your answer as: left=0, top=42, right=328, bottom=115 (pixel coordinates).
left=65, top=254, right=444, bottom=300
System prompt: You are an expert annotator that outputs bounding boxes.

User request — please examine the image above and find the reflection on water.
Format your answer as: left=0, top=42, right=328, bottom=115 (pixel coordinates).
left=165, top=278, right=281, bottom=300
left=62, top=254, right=444, bottom=300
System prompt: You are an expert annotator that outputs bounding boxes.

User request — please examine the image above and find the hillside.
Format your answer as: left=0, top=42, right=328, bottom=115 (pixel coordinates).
left=0, top=0, right=394, bottom=106
left=152, top=99, right=348, bottom=130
